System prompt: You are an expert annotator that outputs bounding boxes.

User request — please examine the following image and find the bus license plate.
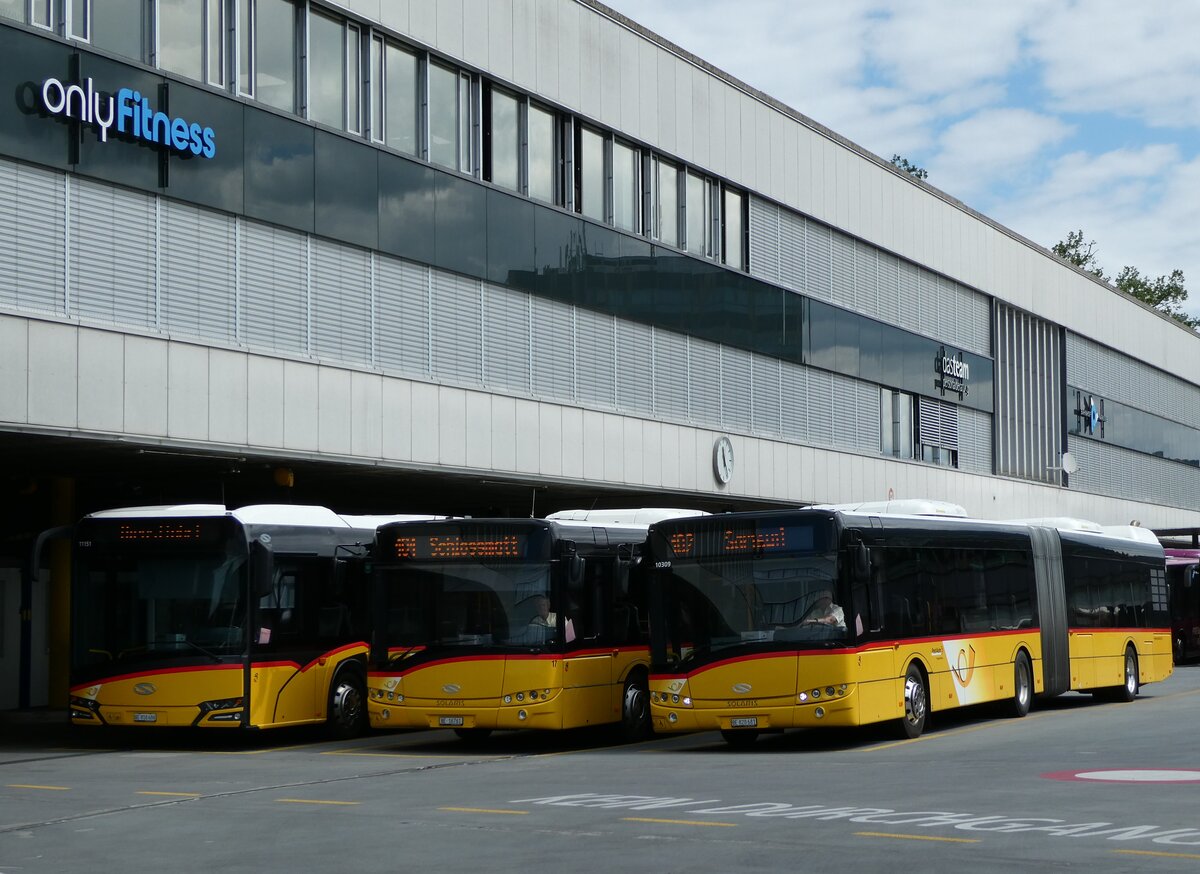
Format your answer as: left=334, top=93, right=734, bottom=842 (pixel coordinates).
left=729, top=717, right=758, bottom=728
left=439, top=716, right=465, bottom=726
left=133, top=713, right=158, bottom=723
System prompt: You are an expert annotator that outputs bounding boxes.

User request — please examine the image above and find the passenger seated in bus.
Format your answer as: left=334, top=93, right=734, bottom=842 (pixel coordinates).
left=802, top=590, right=845, bottom=629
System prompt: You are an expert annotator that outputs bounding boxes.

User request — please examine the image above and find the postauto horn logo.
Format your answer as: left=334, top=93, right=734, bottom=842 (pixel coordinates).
left=40, top=77, right=216, bottom=159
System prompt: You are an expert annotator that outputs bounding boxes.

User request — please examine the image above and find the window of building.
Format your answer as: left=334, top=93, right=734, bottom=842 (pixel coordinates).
left=307, top=10, right=360, bottom=133
left=722, top=186, right=746, bottom=270
left=92, top=0, right=148, bottom=63
left=612, top=139, right=639, bottom=233
left=576, top=124, right=606, bottom=223
left=69, top=0, right=88, bottom=38
left=0, top=1, right=22, bottom=23
left=255, top=0, right=298, bottom=112
left=485, top=84, right=520, bottom=192
left=158, top=0, right=224, bottom=87
left=685, top=171, right=713, bottom=257
left=428, top=62, right=473, bottom=173
left=527, top=102, right=557, bottom=204
left=916, top=396, right=959, bottom=468
left=881, top=389, right=914, bottom=459
left=653, top=156, right=680, bottom=248
left=31, top=0, right=51, bottom=28
left=377, top=40, right=418, bottom=154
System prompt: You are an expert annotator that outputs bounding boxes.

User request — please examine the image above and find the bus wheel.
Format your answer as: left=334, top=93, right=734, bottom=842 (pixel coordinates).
left=328, top=671, right=367, bottom=738
left=720, top=729, right=758, bottom=748
left=1116, top=647, right=1139, bottom=702
left=453, top=728, right=493, bottom=741
left=898, top=663, right=928, bottom=739
left=619, top=675, right=651, bottom=742
left=1006, top=651, right=1033, bottom=718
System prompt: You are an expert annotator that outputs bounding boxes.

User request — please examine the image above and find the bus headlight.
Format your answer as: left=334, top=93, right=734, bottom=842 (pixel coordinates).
left=199, top=697, right=244, bottom=713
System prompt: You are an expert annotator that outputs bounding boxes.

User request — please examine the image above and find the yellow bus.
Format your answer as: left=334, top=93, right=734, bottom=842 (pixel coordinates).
left=69, top=504, right=431, bottom=735
left=366, top=510, right=699, bottom=740
left=645, top=509, right=1172, bottom=745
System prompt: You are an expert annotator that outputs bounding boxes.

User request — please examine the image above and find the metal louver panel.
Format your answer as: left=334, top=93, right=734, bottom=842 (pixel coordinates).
left=831, top=373, right=860, bottom=448
left=616, top=320, right=653, bottom=414
left=483, top=283, right=531, bottom=394
left=918, top=396, right=959, bottom=450
left=803, top=219, right=832, bottom=301
left=239, top=221, right=307, bottom=355
left=780, top=360, right=808, bottom=441
left=161, top=201, right=236, bottom=343
left=751, top=353, right=780, bottom=434
left=688, top=339, right=721, bottom=424
left=431, top=272, right=482, bottom=384
left=721, top=346, right=751, bottom=430
left=748, top=196, right=780, bottom=285
left=531, top=297, right=574, bottom=400
left=311, top=239, right=371, bottom=366
left=830, top=231, right=855, bottom=309
left=778, top=209, right=805, bottom=295
left=0, top=162, right=64, bottom=314
left=806, top=368, right=834, bottom=445
left=897, top=260, right=920, bottom=332
left=917, top=268, right=939, bottom=338
left=854, top=241, right=878, bottom=318
left=71, top=182, right=155, bottom=327
left=375, top=255, right=429, bottom=376
left=576, top=308, right=615, bottom=407
left=876, top=252, right=900, bottom=326
left=653, top=330, right=689, bottom=420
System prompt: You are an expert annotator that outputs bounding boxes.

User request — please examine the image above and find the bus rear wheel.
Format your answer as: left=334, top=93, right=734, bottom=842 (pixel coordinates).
left=720, top=729, right=759, bottom=748
left=1005, top=651, right=1032, bottom=718
left=898, top=663, right=928, bottom=739
left=1115, top=648, right=1139, bottom=702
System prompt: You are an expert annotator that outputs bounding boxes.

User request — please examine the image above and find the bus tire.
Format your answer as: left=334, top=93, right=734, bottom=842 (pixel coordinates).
left=1115, top=647, right=1139, bottom=703
left=618, top=673, right=651, bottom=742
left=898, top=662, right=929, bottom=739
left=1005, top=650, right=1033, bottom=718
left=720, top=729, right=759, bottom=748
left=453, top=728, right=493, bottom=741
left=327, top=668, right=367, bottom=739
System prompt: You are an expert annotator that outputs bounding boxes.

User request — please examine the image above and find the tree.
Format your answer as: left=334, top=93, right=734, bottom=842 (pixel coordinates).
left=890, top=154, right=928, bottom=180
left=1053, top=230, right=1199, bottom=330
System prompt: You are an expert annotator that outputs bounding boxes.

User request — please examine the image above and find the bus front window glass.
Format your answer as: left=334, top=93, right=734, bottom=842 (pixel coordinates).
left=158, top=0, right=204, bottom=81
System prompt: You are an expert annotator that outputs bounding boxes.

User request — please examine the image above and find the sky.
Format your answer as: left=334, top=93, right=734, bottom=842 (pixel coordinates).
left=602, top=0, right=1200, bottom=321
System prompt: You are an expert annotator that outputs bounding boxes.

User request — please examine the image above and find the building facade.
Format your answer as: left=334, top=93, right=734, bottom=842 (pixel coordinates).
left=1, top=0, right=1198, bottom=707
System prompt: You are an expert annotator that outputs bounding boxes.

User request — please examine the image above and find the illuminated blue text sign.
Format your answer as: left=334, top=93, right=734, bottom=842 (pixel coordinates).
left=40, top=77, right=216, bottom=159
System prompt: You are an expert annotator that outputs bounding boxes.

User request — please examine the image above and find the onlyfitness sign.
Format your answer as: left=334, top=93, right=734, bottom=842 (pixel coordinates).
left=40, top=76, right=216, bottom=158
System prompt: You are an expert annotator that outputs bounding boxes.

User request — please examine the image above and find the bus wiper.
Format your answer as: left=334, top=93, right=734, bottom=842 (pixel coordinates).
left=173, top=639, right=224, bottom=662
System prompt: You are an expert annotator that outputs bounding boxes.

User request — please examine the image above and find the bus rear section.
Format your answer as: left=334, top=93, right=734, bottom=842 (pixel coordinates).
left=367, top=511, right=699, bottom=740
left=647, top=510, right=1171, bottom=745
left=69, top=504, right=400, bottom=735
left=1166, top=548, right=1200, bottom=663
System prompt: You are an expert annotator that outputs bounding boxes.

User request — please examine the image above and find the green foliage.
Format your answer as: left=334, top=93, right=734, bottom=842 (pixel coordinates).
left=889, top=154, right=928, bottom=180
left=1053, top=229, right=1199, bottom=330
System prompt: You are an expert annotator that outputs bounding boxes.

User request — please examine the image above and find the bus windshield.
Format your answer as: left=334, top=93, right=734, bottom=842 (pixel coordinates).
left=377, top=560, right=557, bottom=656
left=73, top=546, right=249, bottom=672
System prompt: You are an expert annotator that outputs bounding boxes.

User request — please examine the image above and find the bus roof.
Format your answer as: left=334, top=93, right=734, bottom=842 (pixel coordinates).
left=84, top=504, right=440, bottom=529
left=546, top=508, right=709, bottom=526
left=811, top=499, right=969, bottom=517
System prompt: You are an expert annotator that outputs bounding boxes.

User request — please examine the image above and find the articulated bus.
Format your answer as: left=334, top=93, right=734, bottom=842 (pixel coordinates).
left=366, top=510, right=701, bottom=740
left=69, top=505, right=432, bottom=734
left=1166, top=548, right=1200, bottom=663
left=645, top=509, right=1172, bottom=744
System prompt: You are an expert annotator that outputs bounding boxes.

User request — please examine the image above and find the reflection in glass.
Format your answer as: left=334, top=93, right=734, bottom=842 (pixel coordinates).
left=71, top=0, right=89, bottom=38
left=0, top=0, right=22, bottom=23
left=346, top=25, right=361, bottom=133
left=92, top=0, right=146, bottom=62
left=308, top=11, right=344, bottom=128
left=613, top=139, right=638, bottom=232
left=207, top=0, right=224, bottom=85
left=31, top=0, right=51, bottom=27
left=656, top=158, right=679, bottom=247
left=256, top=0, right=297, bottom=112
left=458, top=72, right=471, bottom=173
left=384, top=42, right=418, bottom=155
left=686, top=172, right=709, bottom=257
left=238, top=0, right=251, bottom=93
left=723, top=187, right=744, bottom=270
left=488, top=86, right=519, bottom=192
left=429, top=62, right=459, bottom=169
left=578, top=126, right=605, bottom=222
left=527, top=103, right=556, bottom=204
left=159, top=0, right=203, bottom=81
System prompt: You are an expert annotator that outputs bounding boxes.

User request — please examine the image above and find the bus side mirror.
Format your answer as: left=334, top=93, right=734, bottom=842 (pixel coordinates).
left=251, top=539, right=275, bottom=598
left=853, top=544, right=871, bottom=582
left=1189, top=567, right=1199, bottom=588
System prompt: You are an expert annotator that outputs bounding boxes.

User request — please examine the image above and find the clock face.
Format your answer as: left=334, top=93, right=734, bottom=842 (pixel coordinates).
left=713, top=436, right=734, bottom=484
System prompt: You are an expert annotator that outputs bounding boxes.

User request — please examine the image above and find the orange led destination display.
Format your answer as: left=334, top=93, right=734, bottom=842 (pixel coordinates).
left=668, top=523, right=818, bottom=557
left=118, top=522, right=205, bottom=542
left=394, top=534, right=526, bottom=560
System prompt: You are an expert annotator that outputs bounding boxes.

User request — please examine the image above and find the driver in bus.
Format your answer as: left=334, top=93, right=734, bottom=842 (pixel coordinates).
left=803, top=590, right=846, bottom=629
left=530, top=594, right=557, bottom=628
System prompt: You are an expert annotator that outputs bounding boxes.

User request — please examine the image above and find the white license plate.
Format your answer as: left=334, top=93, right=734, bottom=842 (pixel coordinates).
left=438, top=716, right=465, bottom=726
left=133, top=712, right=158, bottom=723
left=729, top=717, right=758, bottom=728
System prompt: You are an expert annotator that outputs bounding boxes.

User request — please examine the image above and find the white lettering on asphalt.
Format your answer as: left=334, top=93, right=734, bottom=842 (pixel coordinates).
left=510, top=794, right=1200, bottom=847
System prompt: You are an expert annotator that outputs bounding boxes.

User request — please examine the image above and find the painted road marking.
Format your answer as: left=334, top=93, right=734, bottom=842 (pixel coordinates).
left=439, top=807, right=529, bottom=816
left=322, top=748, right=504, bottom=759
left=7, top=784, right=69, bottom=791
left=276, top=798, right=361, bottom=806
left=1044, top=769, right=1200, bottom=783
left=856, top=831, right=979, bottom=844
left=623, top=817, right=737, bottom=828
left=137, top=791, right=202, bottom=797
left=1115, top=849, right=1200, bottom=861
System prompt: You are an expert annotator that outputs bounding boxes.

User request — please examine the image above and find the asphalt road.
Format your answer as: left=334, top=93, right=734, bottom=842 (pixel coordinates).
left=4, top=666, right=1200, bottom=873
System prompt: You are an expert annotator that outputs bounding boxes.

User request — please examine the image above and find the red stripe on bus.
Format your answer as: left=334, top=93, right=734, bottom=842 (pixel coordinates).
left=368, top=646, right=648, bottom=678
left=70, top=663, right=237, bottom=691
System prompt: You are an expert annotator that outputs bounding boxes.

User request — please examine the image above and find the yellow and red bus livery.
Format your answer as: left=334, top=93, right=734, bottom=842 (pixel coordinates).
left=646, top=509, right=1171, bottom=745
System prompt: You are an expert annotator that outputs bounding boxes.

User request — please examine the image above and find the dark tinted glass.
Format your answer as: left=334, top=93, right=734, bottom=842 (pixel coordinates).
left=486, top=188, right=535, bottom=286
left=165, top=82, right=244, bottom=213
left=0, top=26, right=71, bottom=168
left=243, top=109, right=314, bottom=232
left=75, top=55, right=162, bottom=191
left=433, top=171, right=486, bottom=278
left=315, top=130, right=377, bottom=248
left=378, top=151, right=436, bottom=261
left=532, top=206, right=581, bottom=306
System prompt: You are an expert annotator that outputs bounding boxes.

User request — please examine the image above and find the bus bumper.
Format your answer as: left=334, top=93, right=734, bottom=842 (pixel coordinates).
left=650, top=694, right=859, bottom=734
left=369, top=698, right=565, bottom=731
